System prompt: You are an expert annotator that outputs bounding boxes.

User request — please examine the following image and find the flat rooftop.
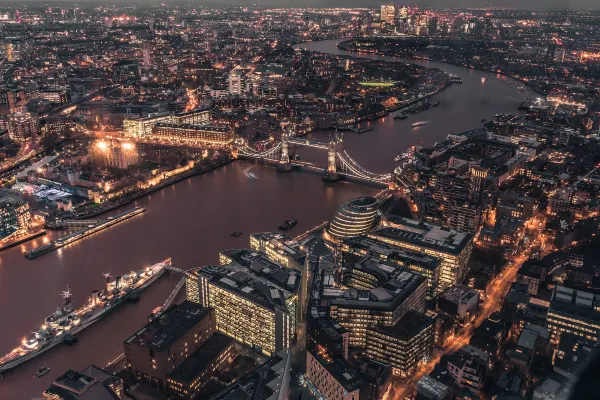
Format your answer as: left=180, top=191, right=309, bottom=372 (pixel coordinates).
left=194, top=249, right=301, bottom=311
left=327, top=264, right=425, bottom=311
left=342, top=236, right=441, bottom=271
left=125, top=301, right=213, bottom=352
left=168, top=332, right=234, bottom=383
left=439, top=284, right=478, bottom=304
left=369, top=218, right=472, bottom=256
left=369, top=310, right=434, bottom=341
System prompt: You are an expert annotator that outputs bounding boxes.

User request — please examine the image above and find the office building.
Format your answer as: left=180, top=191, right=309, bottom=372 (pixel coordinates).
left=341, top=236, right=441, bottom=299
left=124, top=301, right=216, bottom=392
left=366, top=311, right=435, bottom=377
left=416, top=375, right=451, bottom=400
left=8, top=112, right=40, bottom=142
left=123, top=112, right=172, bottom=138
left=187, top=249, right=300, bottom=356
left=306, top=347, right=362, bottom=400
left=151, top=123, right=234, bottom=147
left=166, top=332, right=236, bottom=398
left=437, top=285, right=479, bottom=319
left=210, top=350, right=291, bottom=400
left=307, top=315, right=350, bottom=360
left=380, top=5, right=396, bottom=25
left=250, top=232, right=305, bottom=269
left=327, top=196, right=380, bottom=240
left=43, top=365, right=124, bottom=400
left=328, top=264, right=427, bottom=347
left=546, top=285, right=600, bottom=343
left=228, top=70, right=245, bottom=95
left=0, top=198, right=32, bottom=239
left=368, top=218, right=473, bottom=291
left=123, top=108, right=211, bottom=139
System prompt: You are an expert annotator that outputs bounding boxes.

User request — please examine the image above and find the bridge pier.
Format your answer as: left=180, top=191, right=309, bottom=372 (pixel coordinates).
left=323, top=135, right=341, bottom=182
left=277, top=125, right=293, bottom=172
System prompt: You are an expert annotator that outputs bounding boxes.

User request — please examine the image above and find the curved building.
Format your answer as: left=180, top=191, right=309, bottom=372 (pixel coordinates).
left=327, top=196, right=380, bottom=240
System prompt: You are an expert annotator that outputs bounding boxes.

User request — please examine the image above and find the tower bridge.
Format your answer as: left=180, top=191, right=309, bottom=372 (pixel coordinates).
left=235, top=125, right=412, bottom=189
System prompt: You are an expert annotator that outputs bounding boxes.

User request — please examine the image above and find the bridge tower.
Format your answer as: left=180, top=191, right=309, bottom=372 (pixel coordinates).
left=277, top=124, right=294, bottom=172
left=324, top=133, right=341, bottom=182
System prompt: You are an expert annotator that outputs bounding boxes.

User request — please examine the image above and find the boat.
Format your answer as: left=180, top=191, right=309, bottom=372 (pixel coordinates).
left=0, top=259, right=171, bottom=374
left=481, top=77, right=487, bottom=82
left=278, top=220, right=297, bottom=231
left=394, top=114, right=408, bottom=120
left=231, top=231, right=242, bottom=237
left=517, top=86, right=525, bottom=92
left=481, top=118, right=486, bottom=122
left=36, top=367, right=50, bottom=378
left=412, top=121, right=430, bottom=128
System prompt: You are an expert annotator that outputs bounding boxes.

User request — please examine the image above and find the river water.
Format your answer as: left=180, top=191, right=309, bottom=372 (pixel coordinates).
left=0, top=39, right=535, bottom=399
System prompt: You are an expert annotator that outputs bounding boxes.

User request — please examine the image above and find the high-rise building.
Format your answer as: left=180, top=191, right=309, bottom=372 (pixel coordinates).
left=366, top=311, right=435, bottom=377
left=186, top=249, right=300, bottom=356
left=0, top=198, right=32, bottom=239
left=8, top=112, right=40, bottom=142
left=380, top=5, right=396, bottom=25
left=124, top=301, right=216, bottom=392
left=398, top=6, right=408, bottom=19
left=228, top=70, right=245, bottom=95
left=368, top=218, right=473, bottom=291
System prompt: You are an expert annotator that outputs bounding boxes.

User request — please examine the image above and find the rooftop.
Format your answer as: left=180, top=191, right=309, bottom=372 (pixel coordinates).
left=125, top=301, right=213, bottom=352
left=327, top=264, right=425, bottom=311
left=439, top=284, right=479, bottom=304
left=368, top=310, right=434, bottom=341
left=369, top=218, right=472, bottom=255
left=342, top=236, right=441, bottom=271
left=194, top=249, right=301, bottom=311
left=210, top=350, right=289, bottom=400
left=168, top=333, right=234, bottom=383
left=44, top=366, right=121, bottom=400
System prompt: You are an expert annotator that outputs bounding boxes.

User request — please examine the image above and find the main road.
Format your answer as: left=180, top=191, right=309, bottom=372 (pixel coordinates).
left=0, top=40, right=536, bottom=399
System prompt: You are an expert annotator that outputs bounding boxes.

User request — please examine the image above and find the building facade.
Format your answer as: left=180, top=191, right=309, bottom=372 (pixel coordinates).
left=366, top=311, right=435, bottom=377
left=187, top=249, right=300, bottom=356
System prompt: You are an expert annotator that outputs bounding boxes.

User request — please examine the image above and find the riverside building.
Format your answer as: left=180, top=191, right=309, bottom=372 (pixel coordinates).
left=186, top=249, right=300, bottom=356
left=327, top=196, right=380, bottom=240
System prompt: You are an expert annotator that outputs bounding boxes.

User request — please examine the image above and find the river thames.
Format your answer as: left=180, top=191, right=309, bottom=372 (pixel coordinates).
left=0, top=39, right=535, bottom=399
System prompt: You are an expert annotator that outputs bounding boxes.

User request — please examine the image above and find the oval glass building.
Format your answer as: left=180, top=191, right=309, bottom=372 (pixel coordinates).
left=327, top=196, right=380, bottom=240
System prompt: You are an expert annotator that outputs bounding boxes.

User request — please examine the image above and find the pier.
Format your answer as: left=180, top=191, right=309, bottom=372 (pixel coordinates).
left=25, top=207, right=146, bottom=259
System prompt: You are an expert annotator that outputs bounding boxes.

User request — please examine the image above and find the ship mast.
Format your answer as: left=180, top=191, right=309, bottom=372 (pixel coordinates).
left=61, top=287, right=72, bottom=305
